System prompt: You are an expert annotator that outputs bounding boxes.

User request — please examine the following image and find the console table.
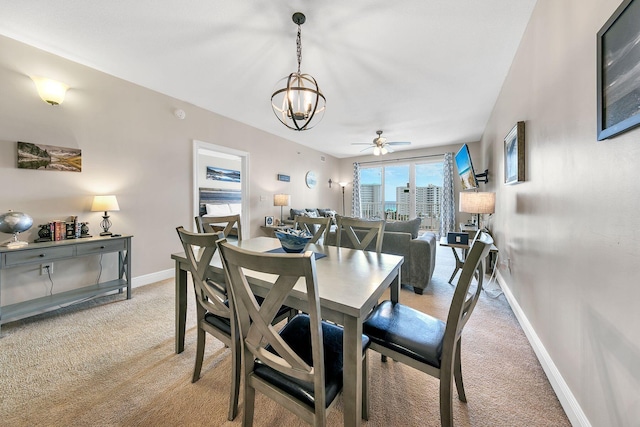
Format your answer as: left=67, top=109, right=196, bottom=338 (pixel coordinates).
left=0, top=235, right=132, bottom=333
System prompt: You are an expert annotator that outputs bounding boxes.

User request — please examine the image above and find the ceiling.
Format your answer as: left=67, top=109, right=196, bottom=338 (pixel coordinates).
left=0, top=1, right=537, bottom=159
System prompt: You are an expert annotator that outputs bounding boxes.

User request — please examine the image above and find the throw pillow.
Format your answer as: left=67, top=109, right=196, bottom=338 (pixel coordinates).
left=305, top=210, right=319, bottom=218
left=290, top=208, right=306, bottom=220
left=385, top=217, right=421, bottom=239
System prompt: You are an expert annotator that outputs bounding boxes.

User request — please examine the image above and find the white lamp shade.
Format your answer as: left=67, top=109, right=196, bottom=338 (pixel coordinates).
left=91, top=195, right=120, bottom=212
left=31, top=76, right=69, bottom=105
left=273, top=194, right=291, bottom=207
left=459, top=192, right=495, bottom=214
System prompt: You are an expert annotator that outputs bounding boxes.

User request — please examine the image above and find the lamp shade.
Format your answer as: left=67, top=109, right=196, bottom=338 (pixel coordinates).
left=31, top=76, right=69, bottom=105
left=459, top=192, right=495, bottom=214
left=91, top=195, right=120, bottom=212
left=273, top=194, right=291, bottom=207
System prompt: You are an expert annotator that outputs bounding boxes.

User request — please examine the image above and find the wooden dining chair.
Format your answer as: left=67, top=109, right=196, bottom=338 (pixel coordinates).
left=176, top=226, right=295, bottom=421
left=363, top=231, right=494, bottom=427
left=195, top=214, right=242, bottom=240
left=217, top=240, right=370, bottom=426
left=293, top=214, right=332, bottom=244
left=175, top=226, right=240, bottom=421
left=334, top=216, right=385, bottom=254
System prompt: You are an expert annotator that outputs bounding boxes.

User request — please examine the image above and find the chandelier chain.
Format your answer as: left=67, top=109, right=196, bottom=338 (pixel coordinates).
left=296, top=25, right=302, bottom=74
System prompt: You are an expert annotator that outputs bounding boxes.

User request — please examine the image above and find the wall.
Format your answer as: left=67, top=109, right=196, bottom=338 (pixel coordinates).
left=481, top=0, right=640, bottom=425
left=0, top=35, right=340, bottom=308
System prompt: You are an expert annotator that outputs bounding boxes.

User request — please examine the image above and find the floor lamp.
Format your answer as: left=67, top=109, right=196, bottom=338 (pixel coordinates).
left=339, top=182, right=348, bottom=216
left=459, top=192, right=495, bottom=231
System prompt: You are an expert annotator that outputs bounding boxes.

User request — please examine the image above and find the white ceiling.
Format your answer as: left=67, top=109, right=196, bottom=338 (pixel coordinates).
left=0, top=0, right=537, bottom=159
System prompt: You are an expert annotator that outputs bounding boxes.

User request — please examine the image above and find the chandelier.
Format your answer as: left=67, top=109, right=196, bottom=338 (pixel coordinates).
left=271, top=12, right=326, bottom=131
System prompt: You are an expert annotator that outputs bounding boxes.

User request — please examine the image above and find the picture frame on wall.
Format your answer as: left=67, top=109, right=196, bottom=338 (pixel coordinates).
left=504, top=121, right=525, bottom=185
left=597, top=0, right=640, bottom=140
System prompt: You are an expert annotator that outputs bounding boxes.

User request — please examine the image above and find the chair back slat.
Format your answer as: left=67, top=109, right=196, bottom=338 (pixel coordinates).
left=218, top=242, right=325, bottom=384
left=195, top=214, right=243, bottom=241
left=335, top=216, right=385, bottom=253
left=294, top=215, right=332, bottom=243
left=445, top=231, right=493, bottom=344
left=176, top=227, right=230, bottom=318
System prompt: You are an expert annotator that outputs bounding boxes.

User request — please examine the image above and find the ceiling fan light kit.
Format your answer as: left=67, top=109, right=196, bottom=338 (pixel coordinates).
left=353, top=130, right=411, bottom=156
left=271, top=12, right=326, bottom=131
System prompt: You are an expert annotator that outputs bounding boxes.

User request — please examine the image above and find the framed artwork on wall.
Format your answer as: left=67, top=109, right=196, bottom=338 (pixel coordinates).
left=504, top=121, right=525, bottom=185
left=305, top=171, right=317, bottom=188
left=597, top=0, right=640, bottom=140
left=17, top=141, right=82, bottom=172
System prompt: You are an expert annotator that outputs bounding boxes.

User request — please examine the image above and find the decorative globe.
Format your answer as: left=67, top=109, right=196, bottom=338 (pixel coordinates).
left=275, top=231, right=312, bottom=253
left=0, top=211, right=33, bottom=234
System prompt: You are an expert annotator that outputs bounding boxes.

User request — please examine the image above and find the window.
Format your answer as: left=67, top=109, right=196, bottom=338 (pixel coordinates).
left=360, top=158, right=443, bottom=232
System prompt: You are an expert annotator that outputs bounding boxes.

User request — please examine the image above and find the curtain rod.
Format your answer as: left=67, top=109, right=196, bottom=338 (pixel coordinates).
left=357, top=153, right=446, bottom=165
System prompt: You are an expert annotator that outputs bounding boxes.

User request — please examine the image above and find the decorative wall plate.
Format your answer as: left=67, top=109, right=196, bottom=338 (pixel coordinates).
left=305, top=171, right=317, bottom=188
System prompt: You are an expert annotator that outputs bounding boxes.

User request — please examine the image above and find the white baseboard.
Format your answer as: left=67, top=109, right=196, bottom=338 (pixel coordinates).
left=496, top=271, right=591, bottom=427
left=131, top=268, right=174, bottom=288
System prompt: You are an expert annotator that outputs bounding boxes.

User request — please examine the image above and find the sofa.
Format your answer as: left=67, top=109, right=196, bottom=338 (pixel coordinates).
left=283, top=208, right=337, bottom=226
left=324, top=217, right=437, bottom=294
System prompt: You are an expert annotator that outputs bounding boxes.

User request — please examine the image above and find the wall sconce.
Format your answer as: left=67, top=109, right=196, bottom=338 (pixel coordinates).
left=31, top=76, right=69, bottom=105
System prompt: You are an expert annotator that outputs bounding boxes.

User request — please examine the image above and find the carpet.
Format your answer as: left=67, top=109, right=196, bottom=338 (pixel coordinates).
left=0, top=247, right=570, bottom=426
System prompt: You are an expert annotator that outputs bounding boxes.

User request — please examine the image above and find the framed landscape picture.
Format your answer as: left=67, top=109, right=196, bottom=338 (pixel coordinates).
left=17, top=141, right=82, bottom=172
left=597, top=0, right=640, bottom=140
left=504, top=122, right=525, bottom=185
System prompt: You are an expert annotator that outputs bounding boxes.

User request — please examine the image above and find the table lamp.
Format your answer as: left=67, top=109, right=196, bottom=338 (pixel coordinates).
left=91, top=195, right=120, bottom=236
left=273, top=194, right=290, bottom=226
left=459, top=192, right=495, bottom=230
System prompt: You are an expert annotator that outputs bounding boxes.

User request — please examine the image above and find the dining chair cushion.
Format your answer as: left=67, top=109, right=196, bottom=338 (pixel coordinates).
left=253, top=314, right=370, bottom=409
left=363, top=300, right=445, bottom=368
left=203, top=295, right=293, bottom=336
left=203, top=311, right=232, bottom=335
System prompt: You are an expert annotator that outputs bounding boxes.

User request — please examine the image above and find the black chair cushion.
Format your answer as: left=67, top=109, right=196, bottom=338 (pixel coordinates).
left=253, top=314, right=370, bottom=409
left=363, top=300, right=445, bottom=368
left=203, top=297, right=292, bottom=336
left=203, top=311, right=232, bottom=335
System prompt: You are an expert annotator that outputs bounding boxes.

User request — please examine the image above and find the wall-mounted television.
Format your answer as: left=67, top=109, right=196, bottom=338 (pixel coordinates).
left=454, top=144, right=479, bottom=190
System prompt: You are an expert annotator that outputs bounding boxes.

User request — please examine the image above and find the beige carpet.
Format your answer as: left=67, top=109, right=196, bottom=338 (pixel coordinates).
left=0, top=248, right=570, bottom=426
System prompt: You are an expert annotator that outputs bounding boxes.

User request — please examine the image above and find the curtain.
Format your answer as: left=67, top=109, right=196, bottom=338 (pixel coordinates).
left=440, top=152, right=455, bottom=238
left=352, top=162, right=361, bottom=217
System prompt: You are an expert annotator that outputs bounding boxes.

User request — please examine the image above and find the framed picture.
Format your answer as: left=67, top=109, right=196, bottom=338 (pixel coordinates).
left=504, top=122, right=525, bottom=185
left=264, top=216, right=274, bottom=226
left=597, top=0, right=640, bottom=140
left=17, top=141, right=82, bottom=172
left=206, top=166, right=240, bottom=182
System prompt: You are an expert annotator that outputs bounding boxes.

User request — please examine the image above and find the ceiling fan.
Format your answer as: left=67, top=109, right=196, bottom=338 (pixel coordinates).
left=352, top=130, right=411, bottom=155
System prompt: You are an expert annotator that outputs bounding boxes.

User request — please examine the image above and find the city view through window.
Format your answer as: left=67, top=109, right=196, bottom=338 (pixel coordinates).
left=360, top=161, right=443, bottom=232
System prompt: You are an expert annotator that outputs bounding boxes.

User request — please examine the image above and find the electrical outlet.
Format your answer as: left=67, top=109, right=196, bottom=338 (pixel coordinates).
left=40, top=263, right=53, bottom=275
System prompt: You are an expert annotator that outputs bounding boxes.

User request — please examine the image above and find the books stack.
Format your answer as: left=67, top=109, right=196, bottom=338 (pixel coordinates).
left=48, top=217, right=82, bottom=241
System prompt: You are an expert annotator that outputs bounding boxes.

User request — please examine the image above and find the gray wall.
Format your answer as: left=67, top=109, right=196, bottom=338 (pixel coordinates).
left=481, top=0, right=640, bottom=425
left=0, top=35, right=341, bottom=306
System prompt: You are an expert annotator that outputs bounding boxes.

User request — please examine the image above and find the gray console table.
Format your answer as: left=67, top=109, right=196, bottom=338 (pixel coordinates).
left=0, top=235, right=132, bottom=333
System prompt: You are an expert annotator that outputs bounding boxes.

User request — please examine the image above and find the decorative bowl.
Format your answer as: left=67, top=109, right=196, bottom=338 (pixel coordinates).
left=274, top=230, right=312, bottom=253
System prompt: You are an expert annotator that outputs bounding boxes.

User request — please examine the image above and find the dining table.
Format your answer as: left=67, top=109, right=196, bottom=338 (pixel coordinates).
left=171, top=236, right=404, bottom=427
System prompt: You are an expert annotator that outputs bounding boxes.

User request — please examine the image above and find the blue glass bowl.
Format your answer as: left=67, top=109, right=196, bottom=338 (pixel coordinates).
left=274, top=231, right=312, bottom=253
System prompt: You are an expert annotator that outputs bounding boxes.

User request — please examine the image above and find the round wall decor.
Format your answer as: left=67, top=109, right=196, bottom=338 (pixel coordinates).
left=305, top=171, right=317, bottom=188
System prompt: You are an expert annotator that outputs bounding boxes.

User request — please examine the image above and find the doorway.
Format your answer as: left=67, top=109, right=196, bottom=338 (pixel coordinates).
left=193, top=140, right=250, bottom=232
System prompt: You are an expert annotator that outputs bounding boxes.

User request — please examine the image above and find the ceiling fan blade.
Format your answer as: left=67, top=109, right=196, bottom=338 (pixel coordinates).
left=384, top=145, right=395, bottom=153
left=351, top=143, right=373, bottom=145
left=359, top=146, right=373, bottom=152
left=387, top=141, right=411, bottom=146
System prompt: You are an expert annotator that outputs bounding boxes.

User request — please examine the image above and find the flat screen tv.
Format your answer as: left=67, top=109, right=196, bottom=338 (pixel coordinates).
left=454, top=144, right=478, bottom=190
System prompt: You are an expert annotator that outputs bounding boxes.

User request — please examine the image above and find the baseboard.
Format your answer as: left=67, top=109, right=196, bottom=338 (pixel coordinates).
left=496, top=271, right=591, bottom=427
left=131, top=268, right=174, bottom=288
